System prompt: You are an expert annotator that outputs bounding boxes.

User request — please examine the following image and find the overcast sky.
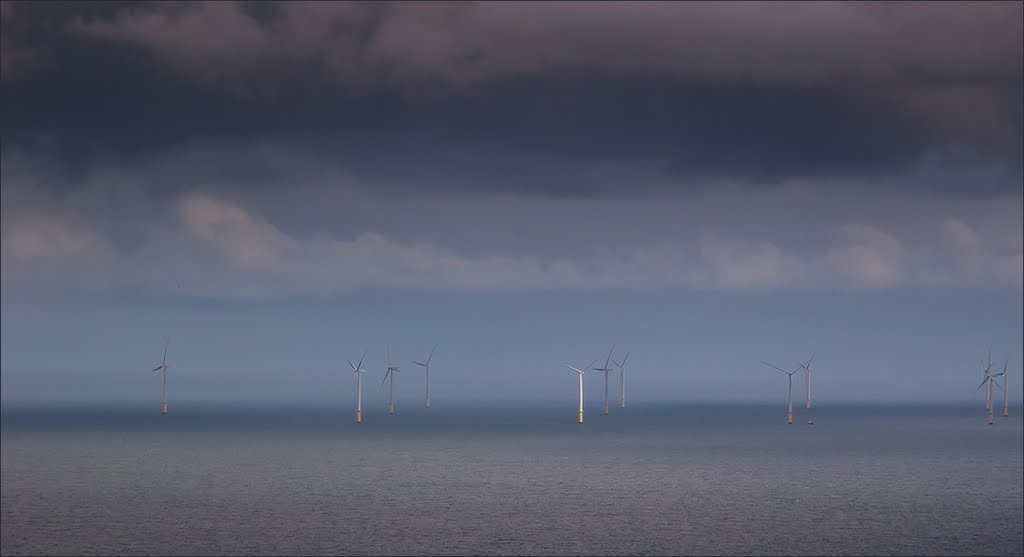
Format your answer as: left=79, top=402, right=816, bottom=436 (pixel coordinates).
left=2, top=1, right=1021, bottom=407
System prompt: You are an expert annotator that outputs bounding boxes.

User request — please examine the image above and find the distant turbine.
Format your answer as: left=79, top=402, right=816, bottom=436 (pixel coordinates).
left=976, top=356, right=1005, bottom=425
left=348, top=350, right=368, bottom=424
left=763, top=360, right=800, bottom=425
left=150, top=337, right=170, bottom=415
left=382, top=345, right=400, bottom=415
left=981, top=351, right=994, bottom=410
left=413, top=344, right=437, bottom=409
left=798, top=353, right=815, bottom=409
left=613, top=351, right=630, bottom=408
left=563, top=359, right=598, bottom=423
left=592, top=345, right=616, bottom=415
left=1001, top=360, right=1010, bottom=417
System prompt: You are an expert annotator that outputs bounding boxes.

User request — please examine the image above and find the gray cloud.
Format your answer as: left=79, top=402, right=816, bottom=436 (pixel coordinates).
left=63, top=2, right=1021, bottom=89
left=3, top=151, right=1020, bottom=299
left=2, top=1, right=1020, bottom=195
left=73, top=2, right=1024, bottom=153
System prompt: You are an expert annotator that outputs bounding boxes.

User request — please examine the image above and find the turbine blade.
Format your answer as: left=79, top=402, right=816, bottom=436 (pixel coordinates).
left=585, top=359, right=599, bottom=371
left=621, top=352, right=630, bottom=367
left=427, top=344, right=437, bottom=364
left=357, top=350, right=367, bottom=372
left=348, top=360, right=357, bottom=371
left=761, top=361, right=790, bottom=374
left=976, top=376, right=990, bottom=391
left=414, top=361, right=427, bottom=367
left=603, top=345, right=615, bottom=371
left=563, top=363, right=583, bottom=374
left=612, top=360, right=621, bottom=368
left=151, top=365, right=163, bottom=372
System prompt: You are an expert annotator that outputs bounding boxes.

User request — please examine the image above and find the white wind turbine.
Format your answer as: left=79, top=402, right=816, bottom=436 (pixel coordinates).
left=592, top=345, right=616, bottom=415
left=413, top=344, right=437, bottom=409
left=382, top=345, right=400, bottom=415
left=981, top=351, right=994, bottom=410
left=763, top=360, right=800, bottom=425
left=150, top=337, right=170, bottom=415
left=799, top=353, right=815, bottom=409
left=348, top=350, right=368, bottom=424
left=1001, top=360, right=1010, bottom=417
left=613, top=351, right=630, bottom=408
left=563, top=359, right=598, bottom=423
left=976, top=355, right=1005, bottom=425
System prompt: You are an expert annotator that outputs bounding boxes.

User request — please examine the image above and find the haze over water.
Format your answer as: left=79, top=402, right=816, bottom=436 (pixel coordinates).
left=3, top=403, right=1021, bottom=556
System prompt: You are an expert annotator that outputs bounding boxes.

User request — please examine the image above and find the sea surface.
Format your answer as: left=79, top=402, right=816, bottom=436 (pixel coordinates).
left=2, top=402, right=1022, bottom=556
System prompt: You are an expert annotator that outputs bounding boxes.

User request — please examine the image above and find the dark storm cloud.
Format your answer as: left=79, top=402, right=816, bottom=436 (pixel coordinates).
left=2, top=1, right=1022, bottom=195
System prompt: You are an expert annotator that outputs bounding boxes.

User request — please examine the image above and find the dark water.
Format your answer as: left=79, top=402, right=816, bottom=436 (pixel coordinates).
left=2, top=403, right=1022, bottom=556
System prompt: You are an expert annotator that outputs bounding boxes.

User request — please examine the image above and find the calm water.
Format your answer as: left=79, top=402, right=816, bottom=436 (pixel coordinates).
left=2, top=403, right=1022, bottom=556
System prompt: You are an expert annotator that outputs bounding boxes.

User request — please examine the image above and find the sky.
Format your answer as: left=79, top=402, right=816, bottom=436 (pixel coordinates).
left=1, top=1, right=1022, bottom=407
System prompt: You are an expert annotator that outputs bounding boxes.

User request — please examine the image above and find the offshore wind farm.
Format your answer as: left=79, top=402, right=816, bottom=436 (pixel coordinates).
left=139, top=339, right=1016, bottom=427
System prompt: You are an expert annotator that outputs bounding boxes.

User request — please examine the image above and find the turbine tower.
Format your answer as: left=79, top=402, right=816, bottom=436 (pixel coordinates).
left=799, top=353, right=815, bottom=409
left=563, top=359, right=598, bottom=423
left=413, top=344, right=437, bottom=409
left=763, top=360, right=800, bottom=425
left=592, top=345, right=616, bottom=415
left=981, top=351, right=995, bottom=410
left=613, top=351, right=630, bottom=408
left=382, top=345, right=400, bottom=415
left=150, top=337, right=170, bottom=415
left=1001, top=360, right=1010, bottom=417
left=348, top=350, right=368, bottom=424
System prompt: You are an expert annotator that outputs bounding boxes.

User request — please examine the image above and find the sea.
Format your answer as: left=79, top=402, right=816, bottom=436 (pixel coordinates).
left=2, top=402, right=1022, bottom=556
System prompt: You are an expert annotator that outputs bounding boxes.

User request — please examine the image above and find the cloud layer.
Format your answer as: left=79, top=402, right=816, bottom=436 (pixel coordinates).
left=2, top=151, right=1020, bottom=299
left=2, top=1, right=1021, bottom=192
left=61, top=2, right=1021, bottom=89
left=2, top=2, right=1021, bottom=299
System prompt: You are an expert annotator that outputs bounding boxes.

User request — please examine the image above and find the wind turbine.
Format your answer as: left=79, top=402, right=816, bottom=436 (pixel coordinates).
left=613, top=351, right=630, bottom=408
left=413, top=344, right=437, bottom=409
left=976, top=358, right=1005, bottom=425
left=382, top=345, right=400, bottom=415
left=150, top=337, right=170, bottom=415
left=592, top=345, right=615, bottom=415
left=799, top=353, right=815, bottom=409
left=348, top=350, right=368, bottom=424
left=982, top=351, right=994, bottom=410
left=563, top=359, right=598, bottom=423
left=1001, top=360, right=1010, bottom=417
left=762, top=360, right=799, bottom=425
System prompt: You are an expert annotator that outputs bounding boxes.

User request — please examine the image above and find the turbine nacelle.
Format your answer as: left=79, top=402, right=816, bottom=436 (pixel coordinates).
left=381, top=366, right=400, bottom=385
left=798, top=353, right=815, bottom=371
left=413, top=344, right=437, bottom=369
left=563, top=364, right=587, bottom=375
left=349, top=349, right=368, bottom=374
